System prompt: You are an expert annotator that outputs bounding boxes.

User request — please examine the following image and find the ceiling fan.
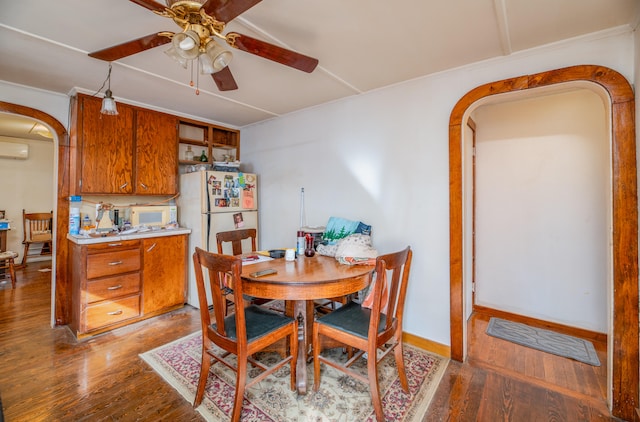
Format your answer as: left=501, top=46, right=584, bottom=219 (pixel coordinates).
left=88, top=0, right=319, bottom=91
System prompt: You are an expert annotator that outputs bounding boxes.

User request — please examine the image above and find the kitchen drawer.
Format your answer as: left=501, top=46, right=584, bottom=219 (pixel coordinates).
left=87, top=239, right=140, bottom=254
left=85, top=295, right=141, bottom=331
left=86, top=273, right=140, bottom=304
left=87, top=249, right=141, bottom=279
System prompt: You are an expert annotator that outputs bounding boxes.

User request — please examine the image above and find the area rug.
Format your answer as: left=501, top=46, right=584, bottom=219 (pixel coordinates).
left=140, top=332, right=448, bottom=421
left=486, top=317, right=600, bottom=366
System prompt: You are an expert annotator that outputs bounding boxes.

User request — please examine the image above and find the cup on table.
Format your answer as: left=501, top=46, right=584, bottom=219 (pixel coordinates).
left=285, top=248, right=295, bottom=261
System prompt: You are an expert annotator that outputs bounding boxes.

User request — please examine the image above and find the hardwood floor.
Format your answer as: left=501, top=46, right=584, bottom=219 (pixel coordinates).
left=0, top=262, right=622, bottom=421
left=424, top=310, right=620, bottom=421
left=0, top=260, right=204, bottom=421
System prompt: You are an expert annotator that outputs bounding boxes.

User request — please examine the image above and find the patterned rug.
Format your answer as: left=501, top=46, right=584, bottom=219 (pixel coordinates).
left=140, top=332, right=448, bottom=421
left=486, top=317, right=601, bottom=366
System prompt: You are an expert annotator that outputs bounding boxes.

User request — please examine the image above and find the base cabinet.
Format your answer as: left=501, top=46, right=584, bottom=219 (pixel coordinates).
left=70, top=234, right=187, bottom=338
left=142, top=235, right=187, bottom=314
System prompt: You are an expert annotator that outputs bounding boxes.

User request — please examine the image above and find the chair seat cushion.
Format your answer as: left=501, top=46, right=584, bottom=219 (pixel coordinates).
left=316, top=301, right=387, bottom=339
left=31, top=231, right=52, bottom=242
left=0, top=251, right=18, bottom=260
left=215, top=305, right=294, bottom=342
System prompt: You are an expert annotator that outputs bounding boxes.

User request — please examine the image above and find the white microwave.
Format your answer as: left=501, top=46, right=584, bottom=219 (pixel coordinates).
left=130, top=205, right=177, bottom=228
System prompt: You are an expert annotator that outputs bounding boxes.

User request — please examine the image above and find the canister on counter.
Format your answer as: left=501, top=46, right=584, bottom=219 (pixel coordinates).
left=297, top=230, right=305, bottom=256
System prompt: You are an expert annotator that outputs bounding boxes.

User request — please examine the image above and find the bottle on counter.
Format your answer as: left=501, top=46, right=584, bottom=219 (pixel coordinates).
left=297, top=230, right=305, bottom=256
left=69, top=196, right=81, bottom=235
left=82, top=214, right=91, bottom=230
left=185, top=146, right=194, bottom=161
left=199, top=150, right=208, bottom=162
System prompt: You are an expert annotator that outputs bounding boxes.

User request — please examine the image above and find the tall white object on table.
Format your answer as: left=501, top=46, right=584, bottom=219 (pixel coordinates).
left=177, top=170, right=258, bottom=307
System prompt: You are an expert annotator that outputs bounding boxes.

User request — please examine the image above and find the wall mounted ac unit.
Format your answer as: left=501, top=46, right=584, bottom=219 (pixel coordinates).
left=0, top=141, right=29, bottom=159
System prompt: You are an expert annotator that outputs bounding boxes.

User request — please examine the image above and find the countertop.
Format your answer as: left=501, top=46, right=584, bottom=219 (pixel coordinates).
left=67, top=227, right=191, bottom=245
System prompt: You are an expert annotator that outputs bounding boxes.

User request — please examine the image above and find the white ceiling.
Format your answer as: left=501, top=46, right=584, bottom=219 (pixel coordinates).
left=0, top=0, right=638, bottom=133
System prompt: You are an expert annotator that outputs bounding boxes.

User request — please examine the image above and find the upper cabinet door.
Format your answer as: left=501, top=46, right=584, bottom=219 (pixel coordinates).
left=135, top=109, right=178, bottom=195
left=79, top=95, right=134, bottom=194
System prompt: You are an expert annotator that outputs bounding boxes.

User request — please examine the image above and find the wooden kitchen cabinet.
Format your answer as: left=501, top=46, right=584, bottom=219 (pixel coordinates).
left=73, top=94, right=135, bottom=194
left=69, top=233, right=187, bottom=338
left=135, top=109, right=178, bottom=195
left=70, top=94, right=178, bottom=195
left=142, top=234, right=187, bottom=314
left=178, top=118, right=240, bottom=165
left=70, top=239, right=142, bottom=337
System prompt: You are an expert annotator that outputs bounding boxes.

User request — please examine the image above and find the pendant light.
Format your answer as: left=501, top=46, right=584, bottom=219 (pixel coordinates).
left=100, top=63, right=118, bottom=115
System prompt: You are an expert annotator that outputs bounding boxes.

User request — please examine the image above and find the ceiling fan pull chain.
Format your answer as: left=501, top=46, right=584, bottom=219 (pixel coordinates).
left=189, top=59, right=194, bottom=88
left=195, top=57, right=200, bottom=95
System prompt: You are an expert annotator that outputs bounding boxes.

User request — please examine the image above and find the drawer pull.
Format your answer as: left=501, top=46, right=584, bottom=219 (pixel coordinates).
left=108, top=261, right=124, bottom=266
left=107, top=285, right=123, bottom=290
left=107, top=243, right=123, bottom=247
left=107, top=310, right=123, bottom=316
left=146, top=243, right=157, bottom=252
left=119, top=182, right=128, bottom=190
left=140, top=182, right=149, bottom=190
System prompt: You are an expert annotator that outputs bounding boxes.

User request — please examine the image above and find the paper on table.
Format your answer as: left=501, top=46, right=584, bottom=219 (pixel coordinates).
left=242, top=255, right=273, bottom=265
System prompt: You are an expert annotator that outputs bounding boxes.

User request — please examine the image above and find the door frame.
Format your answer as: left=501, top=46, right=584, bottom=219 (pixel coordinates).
left=0, top=101, right=71, bottom=325
left=448, top=65, right=638, bottom=420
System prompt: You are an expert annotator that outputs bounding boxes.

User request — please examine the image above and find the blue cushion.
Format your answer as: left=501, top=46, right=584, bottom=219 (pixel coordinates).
left=214, top=305, right=294, bottom=342
left=316, top=301, right=387, bottom=339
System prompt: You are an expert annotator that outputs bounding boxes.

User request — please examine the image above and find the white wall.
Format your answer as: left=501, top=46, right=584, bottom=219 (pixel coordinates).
left=0, top=136, right=55, bottom=262
left=472, top=90, right=608, bottom=332
left=240, top=29, right=634, bottom=345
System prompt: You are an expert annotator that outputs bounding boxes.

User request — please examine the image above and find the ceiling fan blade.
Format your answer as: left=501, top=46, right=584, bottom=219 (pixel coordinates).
left=226, top=32, right=318, bottom=73
left=212, top=66, right=239, bottom=91
left=201, top=0, right=262, bottom=23
left=129, top=0, right=167, bottom=12
left=88, top=34, right=171, bottom=61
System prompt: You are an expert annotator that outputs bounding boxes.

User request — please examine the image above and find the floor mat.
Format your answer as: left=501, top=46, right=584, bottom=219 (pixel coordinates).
left=486, top=317, right=600, bottom=366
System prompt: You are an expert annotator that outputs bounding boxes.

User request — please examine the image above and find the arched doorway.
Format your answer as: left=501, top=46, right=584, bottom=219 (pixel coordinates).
left=449, top=65, right=638, bottom=420
left=0, top=101, right=71, bottom=326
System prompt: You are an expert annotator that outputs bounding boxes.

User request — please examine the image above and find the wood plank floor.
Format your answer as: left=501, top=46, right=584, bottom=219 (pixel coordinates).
left=424, top=310, right=620, bottom=421
left=0, top=261, right=622, bottom=421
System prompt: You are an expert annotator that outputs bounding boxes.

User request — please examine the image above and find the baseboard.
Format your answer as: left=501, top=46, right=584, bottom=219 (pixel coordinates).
left=403, top=332, right=450, bottom=358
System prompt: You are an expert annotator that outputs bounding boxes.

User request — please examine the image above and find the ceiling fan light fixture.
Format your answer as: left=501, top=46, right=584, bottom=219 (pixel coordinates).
left=165, top=45, right=189, bottom=68
left=172, top=30, right=200, bottom=59
left=200, top=40, right=232, bottom=74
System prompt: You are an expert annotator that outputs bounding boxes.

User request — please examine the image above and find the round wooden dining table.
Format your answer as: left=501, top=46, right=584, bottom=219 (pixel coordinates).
left=241, top=254, right=375, bottom=394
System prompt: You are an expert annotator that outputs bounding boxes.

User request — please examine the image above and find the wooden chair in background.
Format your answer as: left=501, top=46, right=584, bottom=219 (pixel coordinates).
left=0, top=251, right=18, bottom=289
left=312, top=246, right=413, bottom=422
left=216, top=229, right=258, bottom=315
left=216, top=228, right=257, bottom=256
left=192, top=247, right=298, bottom=422
left=21, top=210, right=53, bottom=266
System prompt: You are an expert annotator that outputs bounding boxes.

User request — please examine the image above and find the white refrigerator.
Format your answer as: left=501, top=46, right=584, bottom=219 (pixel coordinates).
left=178, top=170, right=258, bottom=307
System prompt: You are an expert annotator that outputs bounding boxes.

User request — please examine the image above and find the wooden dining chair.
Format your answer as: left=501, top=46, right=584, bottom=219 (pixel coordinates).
left=216, top=229, right=257, bottom=314
left=312, top=246, right=412, bottom=422
left=216, top=228, right=257, bottom=256
left=0, top=251, right=18, bottom=289
left=21, top=210, right=53, bottom=266
left=192, top=247, right=298, bottom=422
